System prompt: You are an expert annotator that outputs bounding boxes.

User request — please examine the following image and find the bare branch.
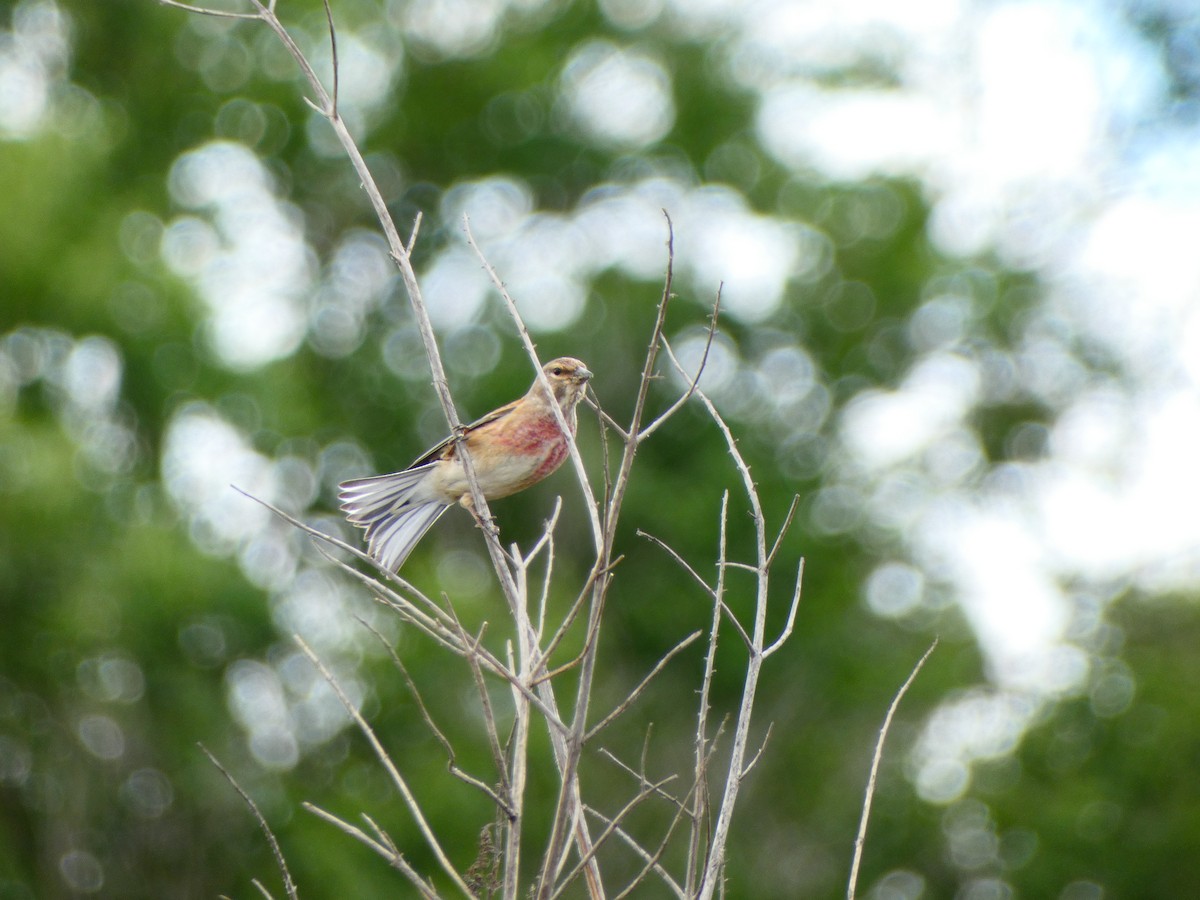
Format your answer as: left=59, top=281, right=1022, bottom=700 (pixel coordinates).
left=199, top=744, right=298, bottom=900
left=584, top=807, right=687, bottom=900
left=461, top=217, right=603, bottom=550
left=636, top=284, right=722, bottom=444
left=636, top=530, right=713, bottom=597
left=767, top=494, right=801, bottom=566
left=686, top=491, right=729, bottom=896
left=157, top=0, right=261, bottom=19
left=638, top=528, right=753, bottom=651
left=623, top=210, right=678, bottom=449
left=763, top=557, right=805, bottom=659
left=847, top=639, right=938, bottom=900
left=232, top=487, right=463, bottom=637
left=294, top=637, right=475, bottom=897
left=535, top=557, right=620, bottom=672
left=319, top=0, right=338, bottom=116
left=721, top=561, right=758, bottom=574
left=406, top=210, right=424, bottom=255
left=362, top=813, right=401, bottom=859
left=740, top=722, right=773, bottom=778
left=313, top=542, right=459, bottom=650
left=362, top=618, right=515, bottom=818
left=303, top=802, right=387, bottom=857
left=583, top=393, right=629, bottom=442
left=644, top=347, right=783, bottom=899
left=515, top=496, right=563, bottom=640
left=303, top=803, right=438, bottom=898
left=597, top=748, right=685, bottom=812
left=548, top=776, right=677, bottom=900
left=452, top=621, right=515, bottom=803
left=585, top=631, right=702, bottom=741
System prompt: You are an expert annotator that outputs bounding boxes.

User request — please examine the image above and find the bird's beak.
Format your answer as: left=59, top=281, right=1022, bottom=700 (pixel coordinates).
left=577, top=367, right=593, bottom=383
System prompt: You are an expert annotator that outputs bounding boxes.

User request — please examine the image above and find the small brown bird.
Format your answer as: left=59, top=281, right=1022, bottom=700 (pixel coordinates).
left=339, top=357, right=593, bottom=571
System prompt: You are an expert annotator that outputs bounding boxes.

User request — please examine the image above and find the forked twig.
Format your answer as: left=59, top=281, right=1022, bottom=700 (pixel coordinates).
left=764, top=558, right=805, bottom=659
left=302, top=802, right=438, bottom=898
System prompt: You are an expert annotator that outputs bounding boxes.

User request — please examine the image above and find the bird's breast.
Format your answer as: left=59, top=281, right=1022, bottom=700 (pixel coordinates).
left=437, top=413, right=574, bottom=502
left=489, top=415, right=571, bottom=495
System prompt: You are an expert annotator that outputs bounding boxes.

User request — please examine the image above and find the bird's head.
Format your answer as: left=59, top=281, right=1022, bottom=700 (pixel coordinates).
left=538, top=356, right=593, bottom=409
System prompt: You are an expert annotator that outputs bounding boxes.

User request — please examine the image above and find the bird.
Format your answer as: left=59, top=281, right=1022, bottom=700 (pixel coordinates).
left=338, top=357, right=593, bottom=572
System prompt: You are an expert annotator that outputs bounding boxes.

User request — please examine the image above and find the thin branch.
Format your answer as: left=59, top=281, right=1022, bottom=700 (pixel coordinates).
left=686, top=491, right=729, bottom=896
left=591, top=390, right=618, bottom=517
left=637, top=529, right=753, bottom=651
left=763, top=557, right=805, bottom=659
left=636, top=284, right=722, bottom=444
left=314, top=542, right=459, bottom=651
left=622, top=210, right=678, bottom=454
left=766, top=494, right=801, bottom=567
left=583, top=807, right=687, bottom=900
left=740, top=722, right=773, bottom=778
left=721, top=561, right=758, bottom=574
left=583, top=393, right=629, bottom=442
left=549, top=775, right=678, bottom=900
left=651, top=344, right=779, bottom=900
left=534, top=557, right=620, bottom=673
left=847, top=639, right=938, bottom=900
left=636, top=530, right=713, bottom=597
left=362, top=618, right=515, bottom=818
left=303, top=802, right=387, bottom=857
left=319, top=0, right=338, bottom=116
left=362, top=813, right=401, bottom=860
left=585, top=631, right=702, bottom=741
left=302, top=803, right=438, bottom=898
left=461, top=216, right=603, bottom=550
left=293, top=519, right=570, bottom=735
left=244, top=0, right=332, bottom=114
left=157, top=0, right=261, bottom=19
left=515, top=496, right=563, bottom=641
left=198, top=744, right=298, bottom=900
left=597, top=748, right=685, bottom=811
left=294, top=637, right=475, bottom=897
left=530, top=651, right=588, bottom=687
left=232, top=487, right=456, bottom=631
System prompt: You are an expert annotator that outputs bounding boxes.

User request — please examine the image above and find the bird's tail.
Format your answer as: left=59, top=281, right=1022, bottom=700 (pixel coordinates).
left=338, top=466, right=450, bottom=571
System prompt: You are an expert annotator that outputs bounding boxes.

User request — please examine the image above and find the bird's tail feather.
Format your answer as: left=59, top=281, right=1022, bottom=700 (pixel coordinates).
left=339, top=467, right=449, bottom=571
left=368, top=501, right=448, bottom=571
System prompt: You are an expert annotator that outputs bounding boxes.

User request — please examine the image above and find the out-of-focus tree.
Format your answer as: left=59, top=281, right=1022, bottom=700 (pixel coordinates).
left=3, top=0, right=1200, bottom=897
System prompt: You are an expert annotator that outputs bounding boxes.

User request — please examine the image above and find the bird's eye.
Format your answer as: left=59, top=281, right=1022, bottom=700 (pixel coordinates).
left=551, top=366, right=564, bottom=376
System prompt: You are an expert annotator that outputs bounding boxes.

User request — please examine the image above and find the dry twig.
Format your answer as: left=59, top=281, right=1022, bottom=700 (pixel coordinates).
left=846, top=639, right=939, bottom=900
left=198, top=744, right=298, bottom=900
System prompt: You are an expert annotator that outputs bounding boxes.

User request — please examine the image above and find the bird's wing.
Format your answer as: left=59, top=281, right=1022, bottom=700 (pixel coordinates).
left=407, top=399, right=520, bottom=468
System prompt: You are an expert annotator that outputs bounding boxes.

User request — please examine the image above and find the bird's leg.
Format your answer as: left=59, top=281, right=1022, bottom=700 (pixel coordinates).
left=460, top=493, right=500, bottom=540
